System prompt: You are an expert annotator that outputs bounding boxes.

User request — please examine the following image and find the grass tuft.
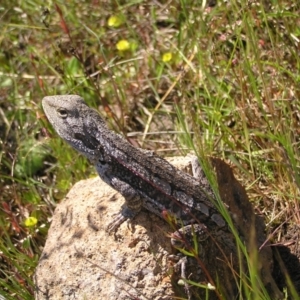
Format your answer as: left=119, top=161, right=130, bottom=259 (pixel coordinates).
left=1, top=0, right=300, bottom=298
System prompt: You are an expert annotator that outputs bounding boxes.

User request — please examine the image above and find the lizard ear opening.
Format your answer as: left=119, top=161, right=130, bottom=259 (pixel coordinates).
left=57, top=108, right=68, bottom=119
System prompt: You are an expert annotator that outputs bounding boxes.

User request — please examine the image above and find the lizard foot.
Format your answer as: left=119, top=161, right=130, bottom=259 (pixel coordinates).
left=171, top=254, right=211, bottom=300
left=174, top=256, right=192, bottom=300
left=106, top=206, right=138, bottom=233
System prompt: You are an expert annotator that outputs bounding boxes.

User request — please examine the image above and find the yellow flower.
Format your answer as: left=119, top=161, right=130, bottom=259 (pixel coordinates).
left=162, top=52, right=173, bottom=62
left=116, top=39, right=130, bottom=51
left=24, top=216, right=38, bottom=227
left=108, top=15, right=123, bottom=27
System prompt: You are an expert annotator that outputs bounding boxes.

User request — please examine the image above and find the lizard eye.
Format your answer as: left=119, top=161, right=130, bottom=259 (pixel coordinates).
left=57, top=108, right=68, bottom=118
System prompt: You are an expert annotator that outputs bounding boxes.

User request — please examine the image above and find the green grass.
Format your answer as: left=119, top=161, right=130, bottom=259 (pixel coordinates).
left=1, top=0, right=300, bottom=299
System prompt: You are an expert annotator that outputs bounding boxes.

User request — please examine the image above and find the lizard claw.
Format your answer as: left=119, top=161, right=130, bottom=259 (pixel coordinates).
left=106, top=212, right=127, bottom=233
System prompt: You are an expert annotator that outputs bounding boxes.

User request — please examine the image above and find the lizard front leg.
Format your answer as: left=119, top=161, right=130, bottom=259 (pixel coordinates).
left=106, top=177, right=143, bottom=232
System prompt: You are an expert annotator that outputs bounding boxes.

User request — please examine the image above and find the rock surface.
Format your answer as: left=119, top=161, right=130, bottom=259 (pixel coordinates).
left=34, top=157, right=281, bottom=299
left=35, top=175, right=176, bottom=300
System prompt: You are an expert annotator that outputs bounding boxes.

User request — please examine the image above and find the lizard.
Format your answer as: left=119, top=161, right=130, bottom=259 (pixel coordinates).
left=42, top=94, right=282, bottom=299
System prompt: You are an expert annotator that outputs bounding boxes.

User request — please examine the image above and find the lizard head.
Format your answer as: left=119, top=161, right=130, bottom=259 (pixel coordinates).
left=42, top=95, right=105, bottom=162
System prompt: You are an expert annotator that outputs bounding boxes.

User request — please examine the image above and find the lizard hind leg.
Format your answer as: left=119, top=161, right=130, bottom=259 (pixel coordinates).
left=106, top=177, right=143, bottom=232
left=190, top=156, right=211, bottom=186
left=170, top=224, right=209, bottom=300
left=190, top=156, right=216, bottom=201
